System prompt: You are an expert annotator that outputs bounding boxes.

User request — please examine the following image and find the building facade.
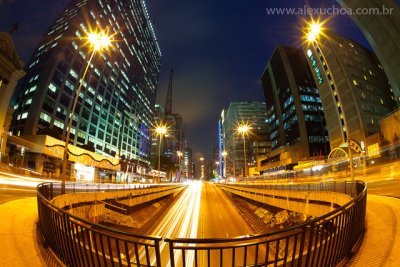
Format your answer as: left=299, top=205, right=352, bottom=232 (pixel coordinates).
left=0, top=32, right=26, bottom=162
left=303, top=31, right=397, bottom=153
left=259, top=45, right=330, bottom=174
left=183, top=147, right=193, bottom=179
left=9, top=0, right=161, bottom=181
left=221, top=102, right=270, bottom=178
left=337, top=0, right=400, bottom=101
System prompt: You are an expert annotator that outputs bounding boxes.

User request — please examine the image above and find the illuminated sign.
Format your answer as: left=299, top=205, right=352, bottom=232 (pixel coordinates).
left=307, top=49, right=323, bottom=85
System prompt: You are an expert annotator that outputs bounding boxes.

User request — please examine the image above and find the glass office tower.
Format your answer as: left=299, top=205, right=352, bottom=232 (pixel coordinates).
left=259, top=45, right=329, bottom=173
left=10, top=0, right=161, bottom=178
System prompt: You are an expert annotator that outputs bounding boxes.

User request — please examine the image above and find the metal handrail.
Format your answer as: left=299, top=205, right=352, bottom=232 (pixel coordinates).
left=37, top=181, right=367, bottom=267
left=37, top=182, right=167, bottom=267
left=165, top=181, right=366, bottom=266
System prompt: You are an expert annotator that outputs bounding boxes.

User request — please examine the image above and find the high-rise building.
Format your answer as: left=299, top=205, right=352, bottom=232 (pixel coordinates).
left=183, top=147, right=193, bottom=179
left=303, top=31, right=397, bottom=152
left=163, top=114, right=184, bottom=159
left=159, top=68, right=185, bottom=179
left=337, top=0, right=400, bottom=101
left=150, top=103, right=164, bottom=163
left=9, top=0, right=161, bottom=181
left=221, top=102, right=270, bottom=178
left=258, top=45, right=329, bottom=174
left=0, top=32, right=26, bottom=162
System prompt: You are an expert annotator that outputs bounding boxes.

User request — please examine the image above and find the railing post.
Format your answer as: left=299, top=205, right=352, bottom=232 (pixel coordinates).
left=155, top=239, right=162, bottom=267
left=168, top=241, right=175, bottom=267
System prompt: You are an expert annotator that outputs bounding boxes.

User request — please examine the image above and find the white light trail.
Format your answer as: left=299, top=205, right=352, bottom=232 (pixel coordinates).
left=149, top=180, right=202, bottom=266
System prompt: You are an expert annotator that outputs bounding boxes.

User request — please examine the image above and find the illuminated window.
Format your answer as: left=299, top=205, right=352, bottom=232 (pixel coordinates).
left=353, top=80, right=358, bottom=86
left=40, top=112, right=51, bottom=123
left=363, top=75, right=367, bottom=81
left=54, top=119, right=64, bottom=129
left=25, top=98, right=32, bottom=105
left=380, top=98, right=384, bottom=105
left=88, top=86, right=95, bottom=95
left=48, top=83, right=57, bottom=92
left=65, top=80, right=74, bottom=91
left=21, top=112, right=28, bottom=119
left=69, top=69, right=78, bottom=79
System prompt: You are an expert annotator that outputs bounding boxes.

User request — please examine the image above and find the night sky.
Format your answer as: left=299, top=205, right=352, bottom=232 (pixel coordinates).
left=0, top=0, right=370, bottom=160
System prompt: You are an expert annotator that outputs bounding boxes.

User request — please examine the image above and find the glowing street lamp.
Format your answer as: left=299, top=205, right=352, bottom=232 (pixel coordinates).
left=61, top=30, right=112, bottom=193
left=155, top=124, right=168, bottom=183
left=305, top=20, right=355, bottom=182
left=177, top=151, right=183, bottom=181
left=237, top=123, right=251, bottom=179
left=200, top=157, right=204, bottom=178
left=306, top=22, right=321, bottom=42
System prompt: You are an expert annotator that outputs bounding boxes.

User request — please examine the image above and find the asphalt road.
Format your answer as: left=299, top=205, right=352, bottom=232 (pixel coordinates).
left=146, top=182, right=257, bottom=266
left=0, top=171, right=38, bottom=205
left=366, top=178, right=400, bottom=198
left=198, top=182, right=253, bottom=238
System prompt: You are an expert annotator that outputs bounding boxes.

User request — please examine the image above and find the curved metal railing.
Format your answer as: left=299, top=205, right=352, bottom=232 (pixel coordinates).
left=37, top=181, right=367, bottom=266
left=165, top=181, right=366, bottom=266
left=37, top=182, right=166, bottom=267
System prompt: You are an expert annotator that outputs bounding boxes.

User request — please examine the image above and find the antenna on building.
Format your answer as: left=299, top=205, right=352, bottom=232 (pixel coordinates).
left=165, top=68, right=173, bottom=115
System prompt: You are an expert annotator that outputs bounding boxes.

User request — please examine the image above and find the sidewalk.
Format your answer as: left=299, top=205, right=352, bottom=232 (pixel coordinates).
left=0, top=198, right=49, bottom=267
left=0, top=195, right=399, bottom=266
left=346, top=195, right=400, bottom=267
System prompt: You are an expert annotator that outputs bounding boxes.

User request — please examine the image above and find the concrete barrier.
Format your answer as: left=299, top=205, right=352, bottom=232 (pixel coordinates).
left=51, top=185, right=185, bottom=209
left=218, top=184, right=352, bottom=217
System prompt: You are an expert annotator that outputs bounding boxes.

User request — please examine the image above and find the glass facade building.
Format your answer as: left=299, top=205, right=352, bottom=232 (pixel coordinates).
left=337, top=0, right=400, bottom=102
left=259, top=45, right=329, bottom=173
left=10, top=0, right=161, bottom=174
left=221, top=102, right=270, bottom=178
left=303, top=31, right=397, bottom=150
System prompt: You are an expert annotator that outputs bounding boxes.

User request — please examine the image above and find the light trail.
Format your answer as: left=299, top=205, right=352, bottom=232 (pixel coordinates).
left=0, top=171, right=58, bottom=187
left=148, top=180, right=202, bottom=267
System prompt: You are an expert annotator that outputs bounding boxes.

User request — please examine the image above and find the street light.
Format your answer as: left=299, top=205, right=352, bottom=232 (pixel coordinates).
left=177, top=151, right=183, bottom=182
left=237, top=123, right=250, bottom=180
left=61, top=30, right=112, bottom=193
left=155, top=123, right=168, bottom=183
left=221, top=150, right=228, bottom=178
left=200, top=157, right=204, bottom=179
left=305, top=21, right=355, bottom=182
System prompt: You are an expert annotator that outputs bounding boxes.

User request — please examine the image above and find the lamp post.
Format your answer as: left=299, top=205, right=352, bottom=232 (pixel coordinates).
left=221, top=150, right=228, bottom=178
left=215, top=161, right=220, bottom=179
left=237, top=123, right=250, bottom=181
left=200, top=157, right=204, bottom=179
left=177, top=151, right=183, bottom=182
left=155, top=124, right=167, bottom=183
left=61, top=31, right=111, bottom=193
left=305, top=21, right=355, bottom=182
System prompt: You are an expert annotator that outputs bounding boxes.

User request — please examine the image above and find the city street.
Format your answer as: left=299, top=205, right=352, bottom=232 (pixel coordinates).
left=0, top=171, right=47, bottom=205
left=146, top=182, right=257, bottom=266
left=366, top=178, right=400, bottom=198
